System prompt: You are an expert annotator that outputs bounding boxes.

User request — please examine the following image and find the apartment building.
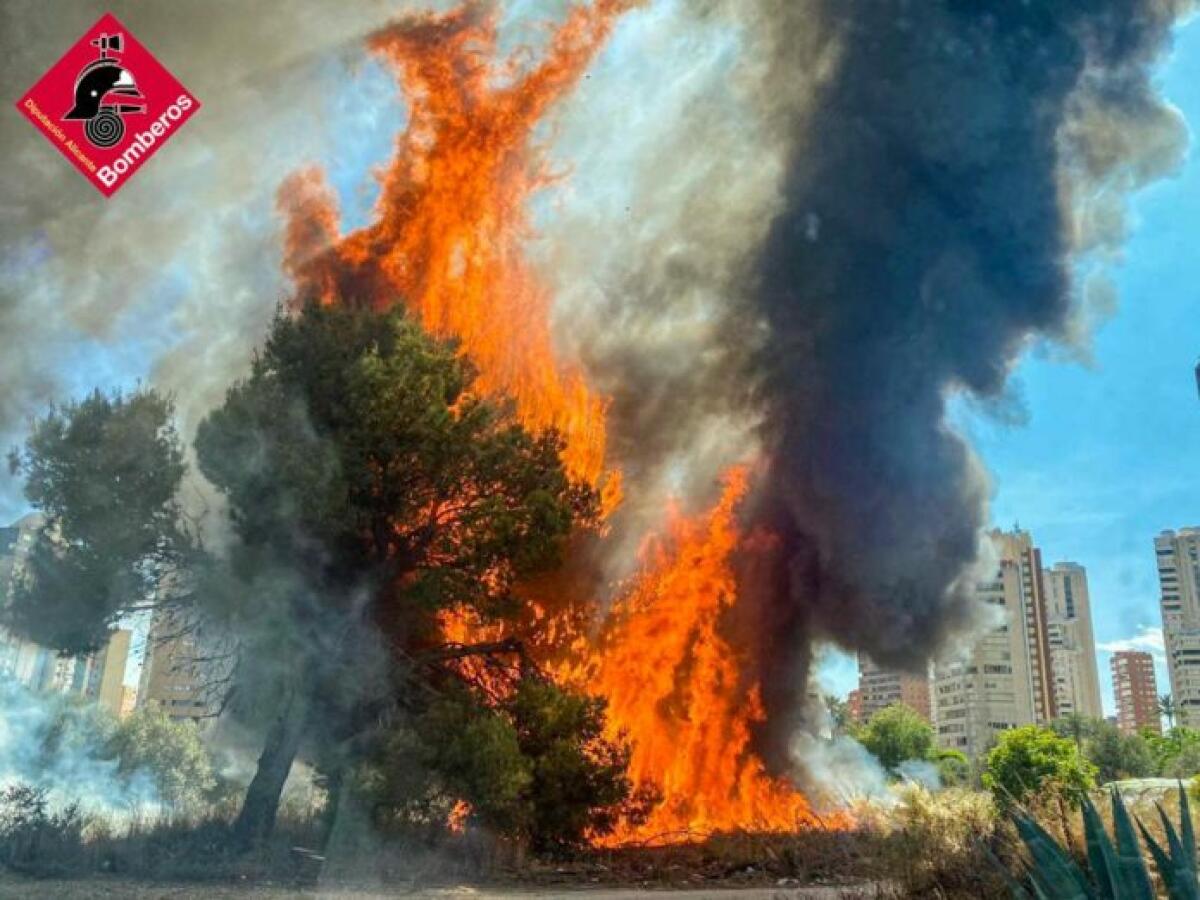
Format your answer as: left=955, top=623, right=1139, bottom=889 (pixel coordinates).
left=856, top=653, right=932, bottom=722
left=846, top=688, right=863, bottom=724
left=1111, top=650, right=1161, bottom=735
left=137, top=607, right=221, bottom=723
left=932, top=528, right=1056, bottom=757
left=1043, top=562, right=1103, bottom=719
left=1157, top=527, right=1200, bottom=723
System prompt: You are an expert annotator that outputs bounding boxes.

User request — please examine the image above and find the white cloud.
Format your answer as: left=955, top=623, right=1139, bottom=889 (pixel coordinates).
left=1098, top=624, right=1166, bottom=659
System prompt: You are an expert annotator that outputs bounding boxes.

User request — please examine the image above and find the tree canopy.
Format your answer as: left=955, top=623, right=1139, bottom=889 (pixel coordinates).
left=5, top=389, right=195, bottom=652
left=854, top=704, right=935, bottom=773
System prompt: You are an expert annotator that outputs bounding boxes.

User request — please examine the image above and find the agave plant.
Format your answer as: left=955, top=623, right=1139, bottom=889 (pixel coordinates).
left=1001, top=783, right=1198, bottom=899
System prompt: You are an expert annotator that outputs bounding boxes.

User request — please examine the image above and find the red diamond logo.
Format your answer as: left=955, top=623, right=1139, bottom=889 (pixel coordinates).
left=15, top=13, right=200, bottom=197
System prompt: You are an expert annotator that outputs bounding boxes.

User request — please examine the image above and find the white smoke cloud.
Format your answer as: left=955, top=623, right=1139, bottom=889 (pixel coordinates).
left=0, top=681, right=156, bottom=814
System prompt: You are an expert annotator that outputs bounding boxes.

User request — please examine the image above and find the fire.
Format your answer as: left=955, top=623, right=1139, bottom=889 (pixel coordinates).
left=278, top=0, right=830, bottom=844
left=277, top=0, right=636, bottom=492
left=448, top=799, right=472, bottom=834
left=576, top=468, right=823, bottom=843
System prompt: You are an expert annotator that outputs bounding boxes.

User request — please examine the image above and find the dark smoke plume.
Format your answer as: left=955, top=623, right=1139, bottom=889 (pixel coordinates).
left=740, top=0, right=1191, bottom=764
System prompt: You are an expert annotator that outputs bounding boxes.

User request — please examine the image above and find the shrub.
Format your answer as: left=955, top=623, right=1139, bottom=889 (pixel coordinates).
left=0, top=784, right=88, bottom=875
left=106, top=708, right=217, bottom=813
left=854, top=704, right=935, bottom=773
left=983, top=725, right=1096, bottom=810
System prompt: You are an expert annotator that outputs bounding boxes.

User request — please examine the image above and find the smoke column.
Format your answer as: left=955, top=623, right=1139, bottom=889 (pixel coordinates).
left=733, top=0, right=1192, bottom=765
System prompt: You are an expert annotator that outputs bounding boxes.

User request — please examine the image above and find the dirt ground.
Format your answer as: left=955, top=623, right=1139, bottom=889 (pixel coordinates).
left=0, top=873, right=883, bottom=899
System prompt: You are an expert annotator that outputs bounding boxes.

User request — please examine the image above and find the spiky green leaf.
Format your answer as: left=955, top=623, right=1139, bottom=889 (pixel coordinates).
left=1013, top=810, right=1091, bottom=899
left=1139, top=819, right=1181, bottom=897
left=985, top=845, right=1035, bottom=900
left=1178, top=782, right=1196, bottom=873
left=1112, top=790, right=1157, bottom=898
left=1154, top=800, right=1199, bottom=900
left=1081, top=795, right=1119, bottom=900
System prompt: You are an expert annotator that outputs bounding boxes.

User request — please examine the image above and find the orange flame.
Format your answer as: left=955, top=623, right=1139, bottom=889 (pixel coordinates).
left=575, top=468, right=824, bottom=843
left=279, top=0, right=832, bottom=844
left=278, top=0, right=636, bottom=491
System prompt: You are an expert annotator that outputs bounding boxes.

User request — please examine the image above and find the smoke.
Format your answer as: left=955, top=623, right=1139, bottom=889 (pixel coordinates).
left=0, top=0, right=428, bottom=521
left=0, top=680, right=156, bottom=813
left=721, top=0, right=1191, bottom=765
left=528, top=0, right=1192, bottom=768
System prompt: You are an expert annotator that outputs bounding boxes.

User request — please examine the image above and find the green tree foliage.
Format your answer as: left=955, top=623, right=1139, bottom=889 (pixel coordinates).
left=1052, top=712, right=1097, bottom=749
left=107, top=708, right=216, bottom=812
left=932, top=748, right=971, bottom=787
left=5, top=389, right=195, bottom=653
left=191, top=303, right=603, bottom=845
left=362, top=679, right=644, bottom=852
left=1051, top=716, right=1154, bottom=783
left=1086, top=721, right=1154, bottom=783
left=502, top=680, right=642, bottom=850
left=824, top=695, right=851, bottom=736
left=195, top=303, right=595, bottom=622
left=983, top=725, right=1097, bottom=810
left=1146, top=727, right=1200, bottom=778
left=855, top=704, right=935, bottom=772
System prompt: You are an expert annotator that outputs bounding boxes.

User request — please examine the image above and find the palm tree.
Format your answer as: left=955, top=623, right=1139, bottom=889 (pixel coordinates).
left=1158, top=693, right=1177, bottom=731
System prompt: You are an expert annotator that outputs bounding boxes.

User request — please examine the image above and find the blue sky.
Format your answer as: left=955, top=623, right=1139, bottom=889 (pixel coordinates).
left=820, top=20, right=1200, bottom=715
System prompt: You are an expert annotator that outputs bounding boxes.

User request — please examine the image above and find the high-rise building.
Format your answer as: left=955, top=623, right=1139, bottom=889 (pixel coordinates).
left=856, top=653, right=931, bottom=722
left=1111, top=650, right=1161, bottom=735
left=1043, top=562, right=1103, bottom=719
left=0, top=514, right=51, bottom=686
left=119, top=684, right=138, bottom=719
left=846, top=688, right=863, bottom=724
left=0, top=514, right=85, bottom=694
left=1157, top=527, right=1200, bottom=723
left=86, top=628, right=132, bottom=717
left=932, top=528, right=1057, bottom=757
left=137, top=608, right=220, bottom=723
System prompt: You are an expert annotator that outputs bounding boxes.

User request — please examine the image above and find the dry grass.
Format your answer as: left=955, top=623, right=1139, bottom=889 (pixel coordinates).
left=12, top=785, right=1195, bottom=899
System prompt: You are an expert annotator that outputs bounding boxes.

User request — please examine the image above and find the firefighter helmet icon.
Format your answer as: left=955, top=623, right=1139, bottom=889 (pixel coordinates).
left=62, top=32, right=145, bottom=148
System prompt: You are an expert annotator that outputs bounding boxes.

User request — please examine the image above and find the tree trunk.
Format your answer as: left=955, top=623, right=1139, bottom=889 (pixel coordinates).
left=231, top=686, right=310, bottom=850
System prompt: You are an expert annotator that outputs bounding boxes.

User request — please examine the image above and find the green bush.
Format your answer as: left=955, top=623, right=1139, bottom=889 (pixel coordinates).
left=855, top=703, right=935, bottom=773
left=1147, top=728, right=1200, bottom=779
left=0, top=784, right=88, bottom=875
left=983, top=725, right=1096, bottom=810
left=933, top=748, right=971, bottom=787
left=107, top=708, right=217, bottom=813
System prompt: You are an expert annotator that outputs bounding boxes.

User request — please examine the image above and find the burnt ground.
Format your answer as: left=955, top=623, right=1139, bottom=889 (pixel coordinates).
left=0, top=874, right=883, bottom=899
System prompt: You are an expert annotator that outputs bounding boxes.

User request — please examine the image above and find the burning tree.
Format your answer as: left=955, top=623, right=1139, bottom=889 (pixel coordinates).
left=195, top=302, right=616, bottom=847
left=6, top=302, right=637, bottom=850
